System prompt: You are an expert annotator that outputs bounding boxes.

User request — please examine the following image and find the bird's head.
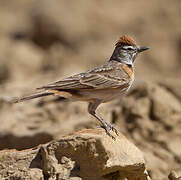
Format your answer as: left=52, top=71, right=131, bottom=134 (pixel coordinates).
left=110, top=35, right=149, bottom=66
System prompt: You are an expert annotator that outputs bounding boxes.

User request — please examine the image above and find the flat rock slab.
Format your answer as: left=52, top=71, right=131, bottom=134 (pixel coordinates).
left=0, top=128, right=150, bottom=180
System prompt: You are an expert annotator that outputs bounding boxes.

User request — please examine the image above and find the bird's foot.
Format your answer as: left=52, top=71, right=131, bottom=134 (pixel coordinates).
left=101, top=122, right=119, bottom=140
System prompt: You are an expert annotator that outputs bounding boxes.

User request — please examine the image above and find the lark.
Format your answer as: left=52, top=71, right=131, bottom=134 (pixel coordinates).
left=12, top=35, right=149, bottom=139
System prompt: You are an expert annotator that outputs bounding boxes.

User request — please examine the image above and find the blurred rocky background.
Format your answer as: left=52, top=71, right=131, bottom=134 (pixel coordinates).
left=0, top=0, right=181, bottom=179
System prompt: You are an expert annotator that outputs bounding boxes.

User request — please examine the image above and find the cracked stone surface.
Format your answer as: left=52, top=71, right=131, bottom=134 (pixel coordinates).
left=0, top=129, right=150, bottom=180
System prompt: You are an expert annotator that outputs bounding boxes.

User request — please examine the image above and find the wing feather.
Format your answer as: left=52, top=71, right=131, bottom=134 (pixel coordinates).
left=37, top=62, right=130, bottom=90
left=80, top=74, right=127, bottom=89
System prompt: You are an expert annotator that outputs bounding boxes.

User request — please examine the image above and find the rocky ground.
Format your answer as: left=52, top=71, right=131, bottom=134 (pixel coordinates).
left=0, top=0, right=181, bottom=179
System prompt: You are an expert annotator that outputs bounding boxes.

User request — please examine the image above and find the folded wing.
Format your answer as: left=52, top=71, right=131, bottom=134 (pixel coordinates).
left=37, top=62, right=130, bottom=90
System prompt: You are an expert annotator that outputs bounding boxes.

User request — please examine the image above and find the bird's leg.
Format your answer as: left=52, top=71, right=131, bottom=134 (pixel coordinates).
left=88, top=100, right=119, bottom=139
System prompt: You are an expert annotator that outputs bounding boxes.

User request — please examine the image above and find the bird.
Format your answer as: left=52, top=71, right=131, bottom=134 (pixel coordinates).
left=11, top=35, right=149, bottom=139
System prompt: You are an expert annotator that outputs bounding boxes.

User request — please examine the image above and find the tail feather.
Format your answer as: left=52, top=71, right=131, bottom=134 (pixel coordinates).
left=10, top=91, right=53, bottom=103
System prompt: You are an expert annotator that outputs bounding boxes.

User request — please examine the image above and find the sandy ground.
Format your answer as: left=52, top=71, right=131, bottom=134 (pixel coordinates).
left=0, top=0, right=181, bottom=179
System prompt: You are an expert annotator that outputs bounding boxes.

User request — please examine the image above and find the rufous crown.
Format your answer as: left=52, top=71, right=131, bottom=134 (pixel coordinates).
left=115, top=35, right=137, bottom=47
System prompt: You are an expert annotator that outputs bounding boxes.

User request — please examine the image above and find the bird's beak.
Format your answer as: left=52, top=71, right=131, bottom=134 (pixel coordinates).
left=138, top=46, right=149, bottom=53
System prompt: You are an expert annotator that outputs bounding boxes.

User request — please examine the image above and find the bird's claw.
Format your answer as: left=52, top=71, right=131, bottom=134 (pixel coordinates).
left=101, top=122, right=119, bottom=140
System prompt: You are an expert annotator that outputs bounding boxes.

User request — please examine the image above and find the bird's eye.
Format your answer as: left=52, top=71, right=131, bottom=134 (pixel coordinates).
left=122, top=46, right=134, bottom=51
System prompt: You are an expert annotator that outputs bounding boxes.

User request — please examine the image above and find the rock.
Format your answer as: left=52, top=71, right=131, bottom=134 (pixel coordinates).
left=168, top=170, right=181, bottom=180
left=116, top=81, right=181, bottom=179
left=0, top=128, right=151, bottom=180
left=0, top=149, right=44, bottom=180
left=0, top=60, right=9, bottom=83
